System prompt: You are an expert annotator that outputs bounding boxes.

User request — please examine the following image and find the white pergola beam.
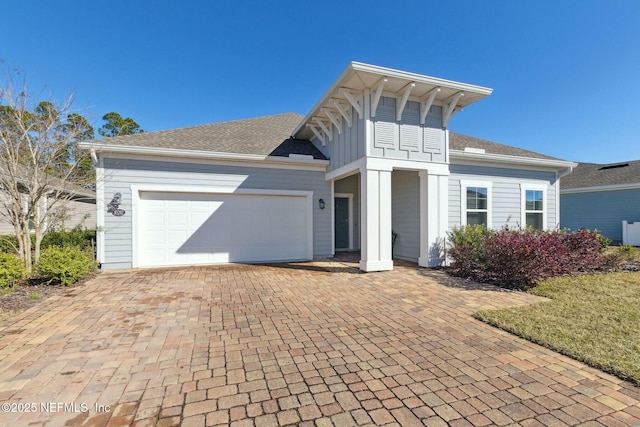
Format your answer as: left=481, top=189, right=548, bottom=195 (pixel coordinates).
left=307, top=124, right=326, bottom=146
left=339, top=88, right=363, bottom=119
left=370, top=77, right=388, bottom=118
left=332, top=100, right=352, bottom=128
left=420, top=86, right=441, bottom=125
left=321, top=108, right=342, bottom=134
left=443, top=91, right=465, bottom=127
left=396, top=82, right=415, bottom=121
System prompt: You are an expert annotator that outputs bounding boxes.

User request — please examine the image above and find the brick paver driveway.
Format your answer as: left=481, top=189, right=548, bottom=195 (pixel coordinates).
left=0, top=258, right=639, bottom=426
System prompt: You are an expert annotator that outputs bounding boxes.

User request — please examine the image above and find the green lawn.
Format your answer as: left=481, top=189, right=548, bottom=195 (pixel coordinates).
left=474, top=272, right=640, bottom=385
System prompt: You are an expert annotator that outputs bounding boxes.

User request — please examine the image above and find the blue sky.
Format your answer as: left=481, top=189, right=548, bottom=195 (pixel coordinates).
left=2, top=0, right=639, bottom=163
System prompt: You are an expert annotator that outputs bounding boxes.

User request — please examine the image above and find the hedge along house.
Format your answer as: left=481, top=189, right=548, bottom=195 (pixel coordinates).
left=80, top=62, right=576, bottom=271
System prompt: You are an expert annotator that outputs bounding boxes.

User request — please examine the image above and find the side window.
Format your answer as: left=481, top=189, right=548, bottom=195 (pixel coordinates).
left=461, top=181, right=492, bottom=228
left=521, top=185, right=546, bottom=230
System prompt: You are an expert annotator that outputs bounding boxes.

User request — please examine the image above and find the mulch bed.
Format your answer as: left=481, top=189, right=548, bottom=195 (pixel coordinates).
left=0, top=282, right=68, bottom=317
left=0, top=274, right=96, bottom=322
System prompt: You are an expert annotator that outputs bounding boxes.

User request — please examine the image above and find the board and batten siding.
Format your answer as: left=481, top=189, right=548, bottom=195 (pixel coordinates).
left=101, top=157, right=331, bottom=269
left=561, top=188, right=640, bottom=244
left=313, top=105, right=366, bottom=173
left=448, top=164, right=558, bottom=231
left=391, top=170, right=420, bottom=262
left=371, top=97, right=445, bottom=163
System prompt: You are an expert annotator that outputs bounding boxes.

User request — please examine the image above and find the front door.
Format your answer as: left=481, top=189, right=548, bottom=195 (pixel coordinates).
left=335, top=197, right=349, bottom=250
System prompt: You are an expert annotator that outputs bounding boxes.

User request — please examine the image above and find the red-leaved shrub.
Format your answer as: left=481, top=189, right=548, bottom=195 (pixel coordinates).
left=447, top=226, right=610, bottom=289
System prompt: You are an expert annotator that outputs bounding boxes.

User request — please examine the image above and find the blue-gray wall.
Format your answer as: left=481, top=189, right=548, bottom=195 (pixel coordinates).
left=391, top=170, right=420, bottom=261
left=449, top=164, right=558, bottom=230
left=101, top=157, right=332, bottom=269
left=561, top=188, right=640, bottom=244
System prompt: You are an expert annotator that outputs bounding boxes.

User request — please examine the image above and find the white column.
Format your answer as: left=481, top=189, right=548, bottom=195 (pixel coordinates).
left=418, top=171, right=429, bottom=267
left=436, top=175, right=449, bottom=265
left=360, top=167, right=393, bottom=272
left=379, top=170, right=392, bottom=262
left=418, top=171, right=449, bottom=267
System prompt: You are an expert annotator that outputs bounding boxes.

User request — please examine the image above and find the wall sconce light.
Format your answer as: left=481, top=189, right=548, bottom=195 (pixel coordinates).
left=319, top=199, right=325, bottom=210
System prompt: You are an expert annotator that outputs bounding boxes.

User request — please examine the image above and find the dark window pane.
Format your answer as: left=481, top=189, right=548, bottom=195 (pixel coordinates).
left=467, top=212, right=487, bottom=226
left=526, top=212, right=543, bottom=230
left=467, top=187, right=487, bottom=210
left=526, top=190, right=543, bottom=211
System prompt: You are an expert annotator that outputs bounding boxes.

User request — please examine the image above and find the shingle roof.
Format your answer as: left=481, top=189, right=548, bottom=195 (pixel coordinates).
left=89, top=113, right=563, bottom=165
left=449, top=132, right=562, bottom=161
left=560, top=160, right=640, bottom=189
left=89, top=113, right=327, bottom=160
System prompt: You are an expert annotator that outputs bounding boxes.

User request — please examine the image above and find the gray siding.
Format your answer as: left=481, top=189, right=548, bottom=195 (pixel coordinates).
left=449, top=164, right=557, bottom=230
left=561, top=189, right=640, bottom=243
left=334, top=174, right=360, bottom=250
left=102, top=157, right=331, bottom=269
left=314, top=106, right=366, bottom=172
left=371, top=97, right=445, bottom=163
left=391, top=170, right=420, bottom=262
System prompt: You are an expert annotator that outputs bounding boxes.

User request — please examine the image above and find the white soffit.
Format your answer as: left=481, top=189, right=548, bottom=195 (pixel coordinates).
left=293, top=62, right=493, bottom=140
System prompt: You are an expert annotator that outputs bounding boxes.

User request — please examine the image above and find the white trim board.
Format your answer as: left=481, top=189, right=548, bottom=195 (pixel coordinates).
left=98, top=151, right=329, bottom=172
left=561, top=183, right=640, bottom=193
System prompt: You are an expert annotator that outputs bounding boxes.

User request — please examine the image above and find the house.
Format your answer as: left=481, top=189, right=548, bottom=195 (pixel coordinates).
left=80, top=62, right=576, bottom=271
left=0, top=170, right=96, bottom=235
left=560, top=160, right=640, bottom=244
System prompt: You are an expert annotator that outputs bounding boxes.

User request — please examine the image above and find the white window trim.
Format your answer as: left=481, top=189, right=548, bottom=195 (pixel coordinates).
left=520, top=184, right=547, bottom=230
left=460, top=180, right=492, bottom=228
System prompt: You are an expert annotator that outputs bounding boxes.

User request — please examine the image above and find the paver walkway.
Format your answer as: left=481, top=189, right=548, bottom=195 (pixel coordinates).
left=0, top=258, right=638, bottom=426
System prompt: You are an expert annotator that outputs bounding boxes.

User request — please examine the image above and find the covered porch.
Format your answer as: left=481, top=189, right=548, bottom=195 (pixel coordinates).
left=330, top=161, right=449, bottom=272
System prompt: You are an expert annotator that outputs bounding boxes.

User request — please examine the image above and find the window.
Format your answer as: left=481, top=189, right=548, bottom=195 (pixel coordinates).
left=461, top=181, right=492, bottom=227
left=467, top=187, right=488, bottom=225
left=521, top=185, right=546, bottom=230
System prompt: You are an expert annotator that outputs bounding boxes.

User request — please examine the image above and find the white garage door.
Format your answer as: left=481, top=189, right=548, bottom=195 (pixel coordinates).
left=138, top=191, right=310, bottom=267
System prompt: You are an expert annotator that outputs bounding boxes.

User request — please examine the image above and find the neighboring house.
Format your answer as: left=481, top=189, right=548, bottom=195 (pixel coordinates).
left=0, top=186, right=96, bottom=235
left=80, top=62, right=575, bottom=271
left=0, top=163, right=96, bottom=234
left=560, top=160, right=640, bottom=244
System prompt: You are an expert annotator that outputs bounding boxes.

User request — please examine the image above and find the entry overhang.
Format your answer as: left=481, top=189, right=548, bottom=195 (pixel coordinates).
left=293, top=62, right=493, bottom=140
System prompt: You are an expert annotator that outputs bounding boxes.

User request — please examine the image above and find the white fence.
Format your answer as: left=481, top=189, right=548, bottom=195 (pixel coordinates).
left=622, top=220, right=640, bottom=246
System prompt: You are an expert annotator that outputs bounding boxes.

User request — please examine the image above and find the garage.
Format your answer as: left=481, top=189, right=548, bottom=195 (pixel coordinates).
left=136, top=190, right=312, bottom=268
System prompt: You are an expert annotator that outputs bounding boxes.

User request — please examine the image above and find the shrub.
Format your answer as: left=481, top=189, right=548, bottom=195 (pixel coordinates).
left=447, top=226, right=612, bottom=290
left=37, top=246, right=97, bottom=285
left=446, top=225, right=493, bottom=276
left=617, top=244, right=637, bottom=262
left=0, top=228, right=96, bottom=254
left=0, top=235, right=19, bottom=254
left=0, top=253, right=26, bottom=287
left=40, top=227, right=96, bottom=250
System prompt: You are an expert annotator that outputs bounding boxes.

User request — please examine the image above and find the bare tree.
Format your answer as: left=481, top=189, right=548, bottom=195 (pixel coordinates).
left=0, top=67, right=93, bottom=272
